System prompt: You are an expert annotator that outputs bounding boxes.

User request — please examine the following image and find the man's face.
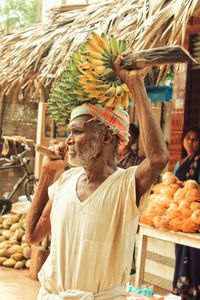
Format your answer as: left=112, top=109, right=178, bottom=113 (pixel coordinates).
left=66, top=115, right=103, bottom=167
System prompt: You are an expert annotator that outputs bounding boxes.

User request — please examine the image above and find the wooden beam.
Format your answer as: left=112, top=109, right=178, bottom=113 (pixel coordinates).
left=0, top=93, right=5, bottom=138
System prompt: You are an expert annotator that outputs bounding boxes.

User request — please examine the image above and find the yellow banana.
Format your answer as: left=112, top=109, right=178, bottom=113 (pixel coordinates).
left=49, top=32, right=129, bottom=127
left=114, top=96, right=123, bottom=107
left=96, top=84, right=112, bottom=92
left=79, top=76, right=90, bottom=85
left=93, top=65, right=106, bottom=75
left=78, top=63, right=92, bottom=74
left=85, top=72, right=104, bottom=84
left=85, top=40, right=104, bottom=54
left=88, top=91, right=103, bottom=98
left=89, top=58, right=104, bottom=66
left=121, top=93, right=129, bottom=108
left=91, top=32, right=111, bottom=58
left=105, top=96, right=116, bottom=107
left=115, top=85, right=124, bottom=97
left=105, top=86, right=116, bottom=97
left=101, top=33, right=110, bottom=51
left=87, top=51, right=103, bottom=60
left=121, top=83, right=129, bottom=93
left=97, top=95, right=110, bottom=104
left=91, top=32, right=108, bottom=51
left=84, top=83, right=101, bottom=91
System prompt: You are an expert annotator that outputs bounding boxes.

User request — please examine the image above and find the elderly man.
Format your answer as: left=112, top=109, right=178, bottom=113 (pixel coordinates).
left=26, top=55, right=168, bottom=300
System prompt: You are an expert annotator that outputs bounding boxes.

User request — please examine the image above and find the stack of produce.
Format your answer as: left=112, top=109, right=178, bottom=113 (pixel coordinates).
left=48, top=32, right=131, bottom=125
left=48, top=31, right=195, bottom=126
left=0, top=213, right=31, bottom=269
left=140, top=172, right=200, bottom=233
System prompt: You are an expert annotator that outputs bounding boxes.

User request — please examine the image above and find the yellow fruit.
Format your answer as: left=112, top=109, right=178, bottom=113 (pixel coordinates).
left=114, top=96, right=123, bottom=107
left=85, top=41, right=104, bottom=54
left=78, top=63, right=92, bottom=74
left=88, top=51, right=103, bottom=60
left=96, top=84, right=111, bottom=92
left=105, top=96, right=117, bottom=107
left=93, top=66, right=106, bottom=75
left=105, top=86, right=116, bottom=97
left=89, top=58, right=104, bottom=66
left=121, top=93, right=129, bottom=108
left=91, top=32, right=108, bottom=51
left=88, top=91, right=102, bottom=98
left=121, top=83, right=129, bottom=93
left=115, top=85, right=124, bottom=97
left=97, top=95, right=110, bottom=104
left=48, top=32, right=128, bottom=125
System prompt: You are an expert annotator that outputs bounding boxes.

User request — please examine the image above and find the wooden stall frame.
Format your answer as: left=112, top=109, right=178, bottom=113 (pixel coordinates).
left=135, top=224, right=200, bottom=287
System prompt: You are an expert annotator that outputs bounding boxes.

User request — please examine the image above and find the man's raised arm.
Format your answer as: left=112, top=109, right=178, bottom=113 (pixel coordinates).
left=114, top=56, right=168, bottom=200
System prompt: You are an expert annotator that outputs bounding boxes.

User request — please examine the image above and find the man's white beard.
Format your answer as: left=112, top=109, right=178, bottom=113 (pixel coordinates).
left=68, top=136, right=101, bottom=168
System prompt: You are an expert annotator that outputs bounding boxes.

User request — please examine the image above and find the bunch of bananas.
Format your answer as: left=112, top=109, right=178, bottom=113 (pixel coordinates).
left=48, top=32, right=132, bottom=125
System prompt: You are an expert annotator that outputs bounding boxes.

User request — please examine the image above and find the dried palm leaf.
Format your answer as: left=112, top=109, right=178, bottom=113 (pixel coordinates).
left=0, top=0, right=199, bottom=103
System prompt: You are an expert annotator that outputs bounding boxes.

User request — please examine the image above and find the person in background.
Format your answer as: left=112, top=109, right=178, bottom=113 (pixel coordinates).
left=25, top=55, right=168, bottom=300
left=173, top=126, right=200, bottom=300
left=117, top=123, right=145, bottom=169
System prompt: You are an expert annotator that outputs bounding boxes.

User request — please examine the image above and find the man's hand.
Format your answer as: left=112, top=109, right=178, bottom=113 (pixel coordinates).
left=42, top=142, right=68, bottom=172
left=114, top=54, right=146, bottom=100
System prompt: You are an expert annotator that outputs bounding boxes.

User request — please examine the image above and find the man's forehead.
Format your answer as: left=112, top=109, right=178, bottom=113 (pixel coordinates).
left=68, top=114, right=94, bottom=128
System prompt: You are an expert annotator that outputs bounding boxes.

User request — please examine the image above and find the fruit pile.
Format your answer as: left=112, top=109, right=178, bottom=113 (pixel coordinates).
left=0, top=213, right=31, bottom=269
left=140, top=172, right=200, bottom=233
left=48, top=32, right=132, bottom=125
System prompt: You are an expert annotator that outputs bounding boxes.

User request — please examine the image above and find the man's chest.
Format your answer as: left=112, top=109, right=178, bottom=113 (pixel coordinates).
left=76, top=174, right=107, bottom=202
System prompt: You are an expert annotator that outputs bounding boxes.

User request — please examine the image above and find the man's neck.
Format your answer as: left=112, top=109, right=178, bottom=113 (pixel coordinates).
left=82, top=159, right=117, bottom=184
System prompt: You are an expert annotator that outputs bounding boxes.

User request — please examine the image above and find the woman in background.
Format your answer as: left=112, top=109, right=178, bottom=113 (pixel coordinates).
left=173, top=126, right=200, bottom=299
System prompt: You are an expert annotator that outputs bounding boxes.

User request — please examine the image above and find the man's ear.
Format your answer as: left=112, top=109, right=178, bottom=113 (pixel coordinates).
left=103, top=130, right=115, bottom=145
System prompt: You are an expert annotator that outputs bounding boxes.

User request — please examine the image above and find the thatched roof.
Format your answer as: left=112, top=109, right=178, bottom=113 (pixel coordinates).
left=0, top=0, right=200, bottom=103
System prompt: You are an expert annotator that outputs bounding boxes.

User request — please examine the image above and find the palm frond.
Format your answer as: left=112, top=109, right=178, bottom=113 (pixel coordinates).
left=0, top=0, right=199, bottom=103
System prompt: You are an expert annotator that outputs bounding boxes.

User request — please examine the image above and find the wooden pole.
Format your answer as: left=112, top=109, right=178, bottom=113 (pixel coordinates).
left=51, top=120, right=57, bottom=139
left=0, top=94, right=6, bottom=138
left=36, top=0, right=42, bottom=22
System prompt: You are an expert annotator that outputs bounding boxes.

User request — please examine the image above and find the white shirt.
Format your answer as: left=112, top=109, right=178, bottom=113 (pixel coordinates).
left=38, top=166, right=147, bottom=299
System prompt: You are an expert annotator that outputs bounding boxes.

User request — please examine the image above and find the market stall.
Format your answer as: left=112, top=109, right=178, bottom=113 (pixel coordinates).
left=139, top=171, right=200, bottom=290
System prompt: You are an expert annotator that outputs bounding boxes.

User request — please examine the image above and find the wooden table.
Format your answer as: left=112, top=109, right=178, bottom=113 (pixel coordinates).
left=135, top=223, right=200, bottom=287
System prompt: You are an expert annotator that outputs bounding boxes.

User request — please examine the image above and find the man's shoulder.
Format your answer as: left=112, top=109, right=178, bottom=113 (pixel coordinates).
left=59, top=167, right=83, bottom=183
left=64, top=166, right=82, bottom=173
left=63, top=166, right=83, bottom=176
left=117, top=165, right=138, bottom=177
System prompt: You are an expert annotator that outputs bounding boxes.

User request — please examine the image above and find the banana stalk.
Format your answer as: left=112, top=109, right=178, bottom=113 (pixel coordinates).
left=121, top=45, right=197, bottom=70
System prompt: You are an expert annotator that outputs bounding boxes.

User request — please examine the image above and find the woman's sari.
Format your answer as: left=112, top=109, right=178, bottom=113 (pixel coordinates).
left=173, top=149, right=200, bottom=299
